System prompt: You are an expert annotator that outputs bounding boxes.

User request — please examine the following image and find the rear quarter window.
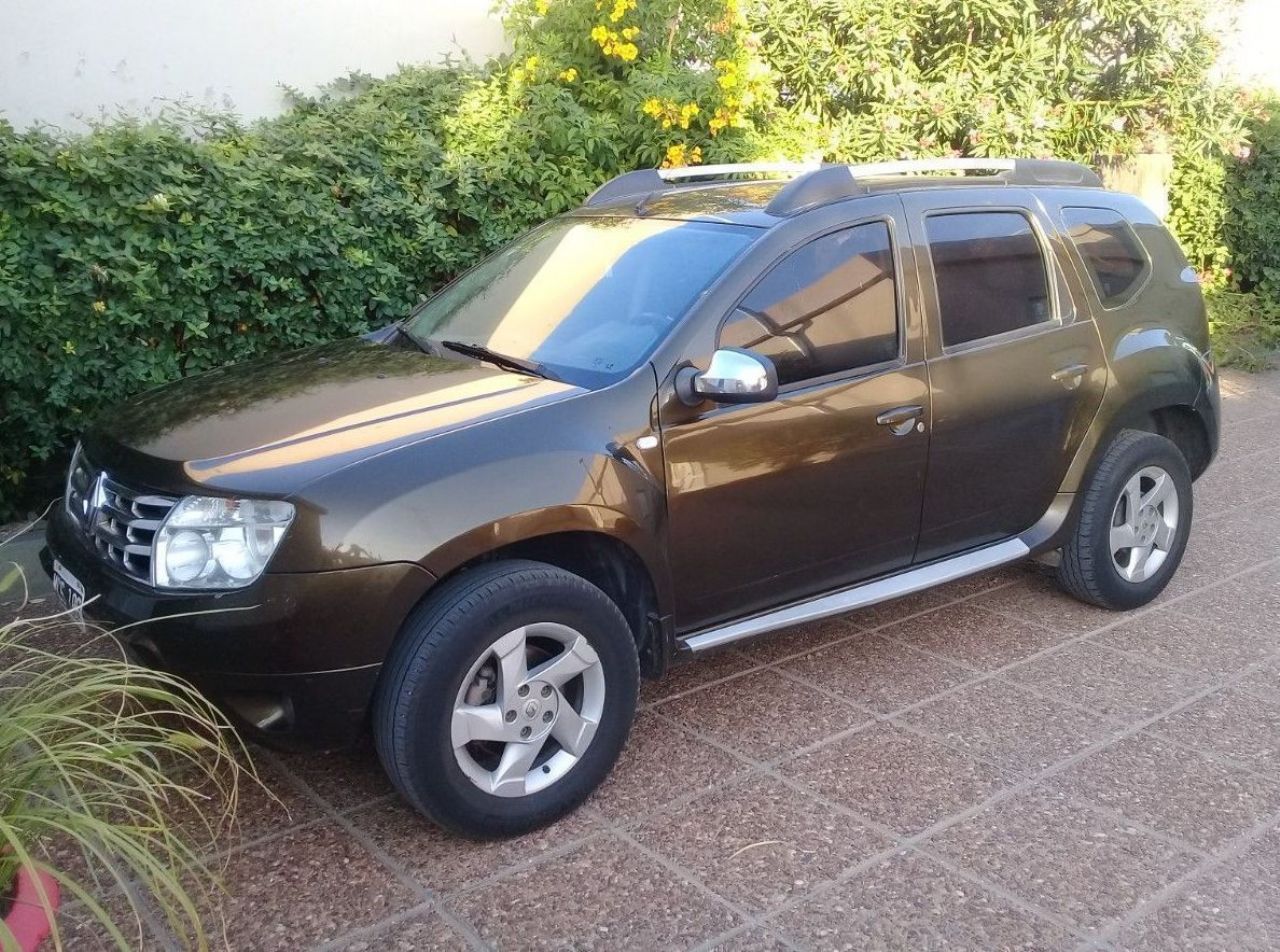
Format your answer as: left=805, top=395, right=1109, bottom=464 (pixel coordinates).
left=1061, top=207, right=1150, bottom=308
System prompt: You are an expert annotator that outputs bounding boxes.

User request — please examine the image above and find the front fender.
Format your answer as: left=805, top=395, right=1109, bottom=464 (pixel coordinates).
left=267, top=372, right=671, bottom=608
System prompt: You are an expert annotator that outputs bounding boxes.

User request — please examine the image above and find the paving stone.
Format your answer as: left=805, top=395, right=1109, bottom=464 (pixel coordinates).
left=1156, top=531, right=1240, bottom=600
left=926, top=787, right=1200, bottom=930
left=659, top=667, right=871, bottom=762
left=1236, top=657, right=1280, bottom=702
left=1006, top=642, right=1207, bottom=720
left=53, top=892, right=166, bottom=952
left=642, top=647, right=760, bottom=704
left=586, top=710, right=750, bottom=821
left=772, top=850, right=1075, bottom=951
left=349, top=798, right=600, bottom=894
left=181, top=751, right=323, bottom=853
left=1174, top=563, right=1280, bottom=634
left=1215, top=410, right=1280, bottom=463
left=331, top=908, right=471, bottom=952
left=630, top=773, right=890, bottom=913
left=779, top=634, right=974, bottom=715
left=855, top=586, right=956, bottom=624
left=878, top=601, right=1068, bottom=671
left=1092, top=604, right=1277, bottom=679
left=731, top=616, right=861, bottom=666
left=1056, top=732, right=1280, bottom=851
left=451, top=834, right=741, bottom=951
left=786, top=722, right=1011, bottom=836
left=896, top=678, right=1118, bottom=775
left=705, top=926, right=795, bottom=951
left=1114, top=855, right=1280, bottom=952
left=206, top=822, right=416, bottom=952
left=274, top=743, right=395, bottom=813
left=968, top=568, right=1122, bottom=636
left=1150, top=688, right=1280, bottom=775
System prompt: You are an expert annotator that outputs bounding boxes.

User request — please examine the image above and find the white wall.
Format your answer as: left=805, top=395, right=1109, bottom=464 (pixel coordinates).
left=0, top=0, right=508, bottom=131
left=1218, top=0, right=1280, bottom=91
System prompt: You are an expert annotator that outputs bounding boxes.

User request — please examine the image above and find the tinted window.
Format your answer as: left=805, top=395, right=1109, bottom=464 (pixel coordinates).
left=719, top=222, right=899, bottom=386
left=406, top=217, right=756, bottom=388
left=926, top=212, right=1052, bottom=347
left=1062, top=207, right=1149, bottom=307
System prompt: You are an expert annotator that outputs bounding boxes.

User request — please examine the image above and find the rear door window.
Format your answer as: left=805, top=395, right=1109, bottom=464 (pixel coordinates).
left=719, top=221, right=899, bottom=386
left=925, top=211, right=1052, bottom=347
left=1061, top=206, right=1150, bottom=307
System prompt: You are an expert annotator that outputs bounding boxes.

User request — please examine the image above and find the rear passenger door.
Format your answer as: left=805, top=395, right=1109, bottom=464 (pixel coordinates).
left=903, top=190, right=1106, bottom=562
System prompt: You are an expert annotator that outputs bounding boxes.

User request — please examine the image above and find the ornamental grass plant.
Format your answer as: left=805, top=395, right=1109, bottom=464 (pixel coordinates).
left=0, top=517, right=260, bottom=951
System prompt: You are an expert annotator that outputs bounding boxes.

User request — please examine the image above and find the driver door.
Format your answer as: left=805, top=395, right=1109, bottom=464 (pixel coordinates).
left=659, top=210, right=930, bottom=631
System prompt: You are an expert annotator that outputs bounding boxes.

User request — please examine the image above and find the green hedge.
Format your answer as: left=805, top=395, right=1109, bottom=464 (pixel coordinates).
left=0, top=67, right=605, bottom=518
left=1227, top=99, right=1280, bottom=299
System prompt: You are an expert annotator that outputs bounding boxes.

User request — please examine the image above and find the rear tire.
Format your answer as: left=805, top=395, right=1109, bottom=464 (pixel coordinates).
left=1057, top=429, right=1193, bottom=610
left=373, top=559, right=639, bottom=838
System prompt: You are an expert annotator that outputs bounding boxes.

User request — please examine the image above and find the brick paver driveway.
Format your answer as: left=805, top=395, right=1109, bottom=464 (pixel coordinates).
left=38, top=369, right=1280, bottom=950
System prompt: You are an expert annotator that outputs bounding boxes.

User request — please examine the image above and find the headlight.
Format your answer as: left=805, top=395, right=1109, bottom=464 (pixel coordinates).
left=153, top=497, right=295, bottom=589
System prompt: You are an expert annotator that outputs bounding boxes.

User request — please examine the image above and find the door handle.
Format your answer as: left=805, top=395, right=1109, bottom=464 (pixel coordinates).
left=1051, top=364, right=1088, bottom=390
left=876, top=405, right=924, bottom=436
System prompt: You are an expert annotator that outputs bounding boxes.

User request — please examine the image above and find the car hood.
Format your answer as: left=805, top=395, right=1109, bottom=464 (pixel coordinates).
left=85, top=338, right=586, bottom=496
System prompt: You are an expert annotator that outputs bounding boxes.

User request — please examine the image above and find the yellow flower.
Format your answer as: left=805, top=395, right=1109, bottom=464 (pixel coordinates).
left=92, top=300, right=106, bottom=314
left=622, top=26, right=639, bottom=39
left=662, top=118, right=672, bottom=129
left=689, top=146, right=703, bottom=164
left=535, top=0, right=549, bottom=14
left=617, top=42, right=638, bottom=61
left=525, top=55, right=540, bottom=72
left=642, top=97, right=663, bottom=117
left=718, top=73, right=738, bottom=89
left=664, top=144, right=686, bottom=167
left=559, top=67, right=578, bottom=82
left=590, top=24, right=608, bottom=42
left=709, top=106, right=734, bottom=134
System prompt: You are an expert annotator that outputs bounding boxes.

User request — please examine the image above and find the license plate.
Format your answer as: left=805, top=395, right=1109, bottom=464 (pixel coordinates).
left=52, top=559, right=87, bottom=618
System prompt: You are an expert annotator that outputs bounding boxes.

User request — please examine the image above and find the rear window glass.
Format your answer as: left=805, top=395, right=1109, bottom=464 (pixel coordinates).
left=1061, top=207, right=1149, bottom=307
left=925, top=211, right=1052, bottom=347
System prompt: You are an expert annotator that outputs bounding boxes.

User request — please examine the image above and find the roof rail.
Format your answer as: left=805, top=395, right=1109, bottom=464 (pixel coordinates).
left=583, top=161, right=817, bottom=207
left=765, top=157, right=1102, bottom=217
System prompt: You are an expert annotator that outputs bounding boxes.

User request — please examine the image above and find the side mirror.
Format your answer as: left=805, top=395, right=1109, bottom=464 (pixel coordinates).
left=676, top=348, right=779, bottom=407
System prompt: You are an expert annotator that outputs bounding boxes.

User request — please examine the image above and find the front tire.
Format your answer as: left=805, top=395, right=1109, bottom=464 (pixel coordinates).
left=374, top=560, right=639, bottom=838
left=1057, top=429, right=1193, bottom=610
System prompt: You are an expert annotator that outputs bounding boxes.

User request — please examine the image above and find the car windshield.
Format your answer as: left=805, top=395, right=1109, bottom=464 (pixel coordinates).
left=405, top=216, right=758, bottom=388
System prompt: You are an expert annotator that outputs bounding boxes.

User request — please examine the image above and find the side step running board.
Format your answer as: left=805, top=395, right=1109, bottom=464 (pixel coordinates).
left=681, top=538, right=1028, bottom=653
left=680, top=495, right=1073, bottom=654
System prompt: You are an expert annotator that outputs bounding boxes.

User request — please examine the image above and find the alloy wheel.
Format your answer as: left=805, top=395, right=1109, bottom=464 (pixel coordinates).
left=451, top=623, right=605, bottom=797
left=1109, top=464, right=1179, bottom=583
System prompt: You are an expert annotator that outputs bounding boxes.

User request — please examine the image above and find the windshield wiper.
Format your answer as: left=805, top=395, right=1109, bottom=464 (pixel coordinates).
left=437, top=340, right=560, bottom=382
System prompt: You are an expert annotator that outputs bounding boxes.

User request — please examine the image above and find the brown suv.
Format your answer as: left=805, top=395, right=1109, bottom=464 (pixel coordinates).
left=42, top=158, right=1220, bottom=837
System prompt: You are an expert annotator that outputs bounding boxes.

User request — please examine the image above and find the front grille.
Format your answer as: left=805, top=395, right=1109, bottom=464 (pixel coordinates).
left=64, top=447, right=178, bottom=584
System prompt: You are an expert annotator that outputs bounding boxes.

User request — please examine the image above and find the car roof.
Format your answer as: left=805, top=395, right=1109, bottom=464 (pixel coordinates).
left=574, top=159, right=1108, bottom=228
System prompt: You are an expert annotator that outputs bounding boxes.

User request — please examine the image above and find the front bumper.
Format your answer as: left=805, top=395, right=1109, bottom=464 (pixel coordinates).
left=42, top=507, right=435, bottom=749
